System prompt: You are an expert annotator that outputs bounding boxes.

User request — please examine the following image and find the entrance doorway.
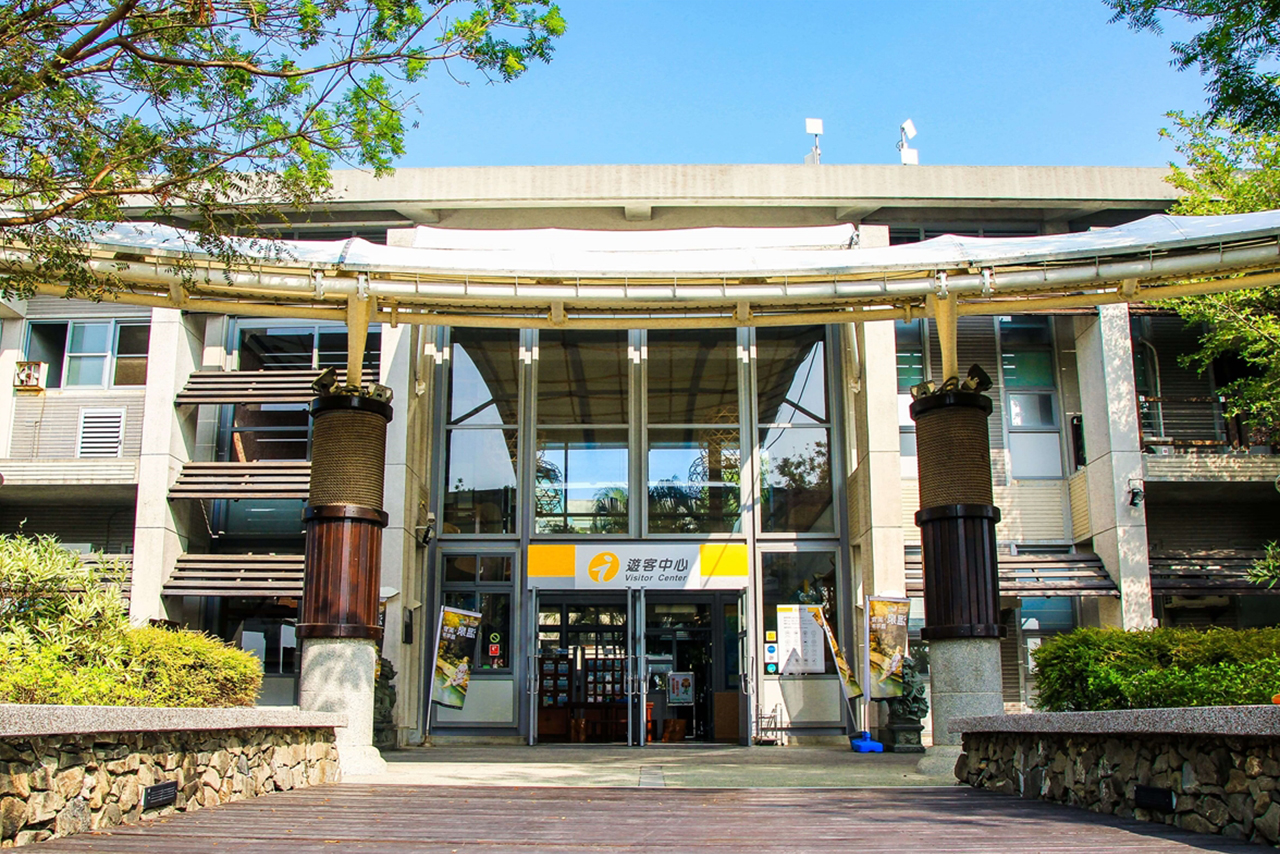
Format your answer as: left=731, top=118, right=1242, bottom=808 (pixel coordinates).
left=530, top=592, right=742, bottom=745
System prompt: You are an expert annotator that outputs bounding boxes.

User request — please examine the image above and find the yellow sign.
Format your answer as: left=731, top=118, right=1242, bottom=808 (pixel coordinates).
left=526, top=544, right=750, bottom=590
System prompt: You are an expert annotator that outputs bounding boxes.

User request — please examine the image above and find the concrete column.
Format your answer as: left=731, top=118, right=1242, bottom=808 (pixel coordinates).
left=847, top=320, right=906, bottom=736
left=377, top=322, right=425, bottom=745
left=130, top=308, right=202, bottom=624
left=1074, top=305, right=1153, bottom=629
left=849, top=320, right=906, bottom=597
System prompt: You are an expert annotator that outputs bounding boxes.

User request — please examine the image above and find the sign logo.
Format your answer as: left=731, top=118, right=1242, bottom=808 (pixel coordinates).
left=587, top=552, right=620, bottom=583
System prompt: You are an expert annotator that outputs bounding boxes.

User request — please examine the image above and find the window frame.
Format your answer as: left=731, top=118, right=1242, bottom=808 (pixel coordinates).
left=998, top=316, right=1065, bottom=480
left=437, top=548, right=517, bottom=674
left=24, top=318, right=151, bottom=390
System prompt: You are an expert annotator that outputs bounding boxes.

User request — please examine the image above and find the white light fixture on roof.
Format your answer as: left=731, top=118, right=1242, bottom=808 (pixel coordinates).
left=898, top=118, right=919, bottom=166
left=804, top=118, right=823, bottom=165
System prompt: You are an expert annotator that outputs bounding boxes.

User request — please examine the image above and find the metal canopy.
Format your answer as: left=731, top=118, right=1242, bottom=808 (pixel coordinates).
left=20, top=210, right=1280, bottom=328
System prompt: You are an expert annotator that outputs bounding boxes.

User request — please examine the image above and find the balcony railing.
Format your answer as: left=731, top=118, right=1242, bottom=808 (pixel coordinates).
left=1137, top=396, right=1275, bottom=454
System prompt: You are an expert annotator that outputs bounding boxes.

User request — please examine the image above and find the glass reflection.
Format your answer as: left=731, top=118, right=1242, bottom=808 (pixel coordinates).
left=536, top=429, right=628, bottom=534
left=759, top=426, right=833, bottom=533
left=443, top=591, right=510, bottom=669
left=443, top=429, right=518, bottom=534
left=761, top=551, right=839, bottom=659
left=647, top=330, right=738, bottom=424
left=450, top=329, right=520, bottom=426
left=756, top=327, right=827, bottom=424
left=227, top=403, right=309, bottom=461
left=647, top=428, right=741, bottom=533
left=537, top=331, right=628, bottom=424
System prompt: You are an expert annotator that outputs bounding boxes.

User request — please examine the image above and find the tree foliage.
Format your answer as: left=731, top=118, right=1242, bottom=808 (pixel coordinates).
left=1106, top=0, right=1280, bottom=131
left=1158, top=112, right=1280, bottom=439
left=0, top=0, right=563, bottom=298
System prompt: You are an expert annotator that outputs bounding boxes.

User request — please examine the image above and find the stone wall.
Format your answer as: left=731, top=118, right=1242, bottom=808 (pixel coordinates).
left=0, top=705, right=345, bottom=848
left=958, top=727, right=1280, bottom=846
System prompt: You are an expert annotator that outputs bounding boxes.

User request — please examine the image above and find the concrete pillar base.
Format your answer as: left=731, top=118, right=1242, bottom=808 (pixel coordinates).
left=299, top=637, right=386, bottom=776
left=928, top=638, right=1003, bottom=746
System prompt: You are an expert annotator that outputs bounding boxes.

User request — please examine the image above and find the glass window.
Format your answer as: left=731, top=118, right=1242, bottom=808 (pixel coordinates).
left=26, top=320, right=150, bottom=389
left=761, top=551, right=839, bottom=671
left=759, top=426, right=833, bottom=533
left=756, top=327, right=827, bottom=425
left=221, top=498, right=306, bottom=535
left=450, top=329, right=520, bottom=426
left=112, top=324, right=150, bottom=386
left=647, top=330, right=738, bottom=424
left=1009, top=433, right=1064, bottom=478
left=66, top=322, right=110, bottom=386
left=443, top=591, right=512, bottom=670
left=535, top=428, right=629, bottom=534
left=1000, top=317, right=1062, bottom=480
left=647, top=427, right=741, bottom=533
left=237, top=323, right=380, bottom=373
left=442, top=551, right=515, bottom=671
left=227, top=403, right=310, bottom=461
left=1002, top=350, right=1054, bottom=388
left=756, top=327, right=834, bottom=534
left=537, top=331, right=628, bottom=424
left=1008, top=393, right=1056, bottom=429
left=443, top=429, right=518, bottom=535
left=895, top=320, right=925, bottom=391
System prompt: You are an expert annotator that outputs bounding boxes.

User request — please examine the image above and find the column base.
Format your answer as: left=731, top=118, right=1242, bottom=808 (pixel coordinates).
left=927, top=637, right=1003, bottom=746
left=299, top=637, right=385, bottom=776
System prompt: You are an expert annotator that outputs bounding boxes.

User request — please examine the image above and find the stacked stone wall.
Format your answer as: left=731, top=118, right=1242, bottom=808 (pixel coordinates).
left=959, top=731, right=1280, bottom=846
left=0, top=726, right=339, bottom=847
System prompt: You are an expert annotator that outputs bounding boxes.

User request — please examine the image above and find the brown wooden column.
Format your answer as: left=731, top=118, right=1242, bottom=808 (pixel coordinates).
left=299, top=392, right=393, bottom=641
left=909, top=390, right=1004, bottom=641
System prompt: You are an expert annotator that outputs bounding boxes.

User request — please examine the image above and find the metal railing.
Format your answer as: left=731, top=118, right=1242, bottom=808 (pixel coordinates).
left=1136, top=395, right=1275, bottom=454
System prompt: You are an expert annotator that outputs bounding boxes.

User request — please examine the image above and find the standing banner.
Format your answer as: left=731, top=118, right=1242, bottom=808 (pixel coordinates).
left=865, top=597, right=911, bottom=699
left=430, top=606, right=482, bottom=710
left=811, top=608, right=862, bottom=700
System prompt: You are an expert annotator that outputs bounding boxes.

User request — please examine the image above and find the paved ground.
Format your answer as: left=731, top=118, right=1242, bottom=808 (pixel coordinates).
left=345, top=744, right=958, bottom=788
left=35, top=784, right=1253, bottom=853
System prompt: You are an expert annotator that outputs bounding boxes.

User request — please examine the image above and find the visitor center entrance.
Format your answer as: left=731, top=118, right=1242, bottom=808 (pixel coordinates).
left=528, top=588, right=747, bottom=746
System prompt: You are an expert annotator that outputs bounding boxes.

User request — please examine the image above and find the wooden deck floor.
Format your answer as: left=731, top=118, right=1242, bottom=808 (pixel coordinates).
left=34, top=785, right=1253, bottom=853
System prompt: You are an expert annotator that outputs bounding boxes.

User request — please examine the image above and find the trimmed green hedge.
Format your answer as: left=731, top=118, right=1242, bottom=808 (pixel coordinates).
left=1032, top=627, right=1280, bottom=711
left=0, top=533, right=261, bottom=706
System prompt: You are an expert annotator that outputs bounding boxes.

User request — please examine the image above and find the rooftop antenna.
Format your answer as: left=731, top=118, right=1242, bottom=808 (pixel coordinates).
left=804, top=118, right=823, bottom=165
left=898, top=118, right=919, bottom=165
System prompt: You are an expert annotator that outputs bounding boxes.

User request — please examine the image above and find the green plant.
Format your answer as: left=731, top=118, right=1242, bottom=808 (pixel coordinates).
left=1032, top=626, right=1280, bottom=711
left=0, top=533, right=261, bottom=706
left=1249, top=541, right=1280, bottom=588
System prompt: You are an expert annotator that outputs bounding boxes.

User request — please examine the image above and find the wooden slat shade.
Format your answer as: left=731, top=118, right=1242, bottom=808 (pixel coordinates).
left=164, top=554, right=304, bottom=597
left=906, top=553, right=1117, bottom=598
left=1149, top=549, right=1275, bottom=596
left=168, top=461, right=311, bottom=500
left=174, top=369, right=375, bottom=406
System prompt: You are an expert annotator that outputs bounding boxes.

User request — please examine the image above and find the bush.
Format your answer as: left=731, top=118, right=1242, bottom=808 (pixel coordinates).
left=0, top=533, right=261, bottom=706
left=1032, top=626, right=1280, bottom=711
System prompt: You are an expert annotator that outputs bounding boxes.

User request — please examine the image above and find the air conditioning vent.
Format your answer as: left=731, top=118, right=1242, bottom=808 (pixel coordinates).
left=77, top=408, right=125, bottom=458
left=14, top=361, right=45, bottom=389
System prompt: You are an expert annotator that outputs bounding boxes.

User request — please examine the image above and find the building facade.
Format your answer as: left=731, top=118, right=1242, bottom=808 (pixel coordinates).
left=1, top=164, right=1276, bottom=746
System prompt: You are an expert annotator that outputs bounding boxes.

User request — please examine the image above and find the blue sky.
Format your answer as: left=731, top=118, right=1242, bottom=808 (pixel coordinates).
left=398, top=2, right=1211, bottom=169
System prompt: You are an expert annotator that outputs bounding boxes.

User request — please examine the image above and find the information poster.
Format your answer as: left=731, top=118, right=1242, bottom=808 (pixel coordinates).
left=811, top=608, right=862, bottom=700
left=776, top=604, right=825, bottom=674
left=430, top=606, right=482, bottom=709
left=667, top=671, right=695, bottom=705
left=866, top=597, right=911, bottom=699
